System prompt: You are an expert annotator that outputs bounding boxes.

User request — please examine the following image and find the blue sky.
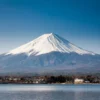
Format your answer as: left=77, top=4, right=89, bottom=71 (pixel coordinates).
left=0, top=0, right=100, bottom=54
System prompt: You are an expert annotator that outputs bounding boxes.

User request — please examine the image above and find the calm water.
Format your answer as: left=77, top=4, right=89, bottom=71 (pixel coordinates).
left=0, top=84, right=100, bottom=100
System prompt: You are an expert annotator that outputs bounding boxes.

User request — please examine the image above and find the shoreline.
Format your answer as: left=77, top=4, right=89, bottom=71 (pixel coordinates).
left=0, top=83, right=100, bottom=85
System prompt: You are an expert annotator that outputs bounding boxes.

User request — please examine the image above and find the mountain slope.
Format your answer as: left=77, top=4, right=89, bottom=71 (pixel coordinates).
left=6, top=33, right=94, bottom=56
left=0, top=33, right=99, bottom=74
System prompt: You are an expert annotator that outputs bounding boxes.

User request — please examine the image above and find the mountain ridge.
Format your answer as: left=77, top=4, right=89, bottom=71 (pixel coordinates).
left=6, top=33, right=95, bottom=56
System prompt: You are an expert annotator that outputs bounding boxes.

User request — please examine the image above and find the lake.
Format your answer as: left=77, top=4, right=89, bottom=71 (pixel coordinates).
left=0, top=84, right=100, bottom=100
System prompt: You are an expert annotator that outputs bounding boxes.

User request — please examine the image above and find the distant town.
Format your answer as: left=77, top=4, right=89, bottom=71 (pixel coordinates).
left=0, top=75, right=100, bottom=84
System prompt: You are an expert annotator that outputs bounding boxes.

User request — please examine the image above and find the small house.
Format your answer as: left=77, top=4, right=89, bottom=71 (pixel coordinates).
left=74, top=78, right=84, bottom=84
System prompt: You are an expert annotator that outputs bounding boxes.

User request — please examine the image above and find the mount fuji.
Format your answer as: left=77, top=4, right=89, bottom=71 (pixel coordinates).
left=0, top=33, right=100, bottom=74
left=6, top=33, right=95, bottom=56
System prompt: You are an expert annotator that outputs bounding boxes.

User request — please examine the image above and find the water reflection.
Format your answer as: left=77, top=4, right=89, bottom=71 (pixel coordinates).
left=0, top=84, right=100, bottom=100
left=0, top=84, right=100, bottom=92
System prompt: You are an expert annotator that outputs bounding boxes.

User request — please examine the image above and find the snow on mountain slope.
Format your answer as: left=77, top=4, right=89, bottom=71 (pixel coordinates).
left=6, top=33, right=95, bottom=56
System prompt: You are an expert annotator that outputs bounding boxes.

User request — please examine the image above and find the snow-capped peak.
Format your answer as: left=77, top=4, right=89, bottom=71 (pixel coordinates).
left=6, top=33, right=95, bottom=56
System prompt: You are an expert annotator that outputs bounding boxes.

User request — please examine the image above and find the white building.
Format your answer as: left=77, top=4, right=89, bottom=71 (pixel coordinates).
left=74, top=78, right=84, bottom=84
